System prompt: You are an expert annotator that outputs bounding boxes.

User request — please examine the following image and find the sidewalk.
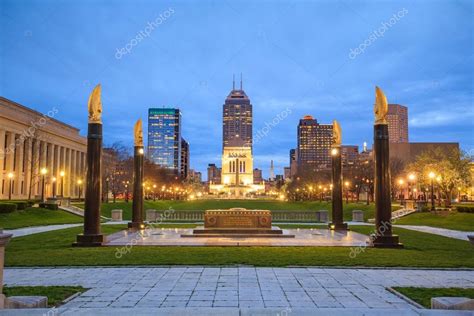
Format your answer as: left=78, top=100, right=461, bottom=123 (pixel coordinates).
left=4, top=267, right=474, bottom=310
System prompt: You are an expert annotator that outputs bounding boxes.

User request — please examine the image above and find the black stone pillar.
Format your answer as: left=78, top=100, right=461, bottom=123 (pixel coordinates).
left=128, top=146, right=144, bottom=230
left=373, top=124, right=402, bottom=248
left=329, top=146, right=348, bottom=230
left=74, top=123, right=105, bottom=246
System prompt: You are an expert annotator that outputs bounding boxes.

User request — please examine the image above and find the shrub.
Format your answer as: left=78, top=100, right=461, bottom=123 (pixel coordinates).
left=456, top=205, right=474, bottom=213
left=39, top=203, right=59, bottom=211
left=11, top=201, right=28, bottom=210
left=0, top=203, right=17, bottom=213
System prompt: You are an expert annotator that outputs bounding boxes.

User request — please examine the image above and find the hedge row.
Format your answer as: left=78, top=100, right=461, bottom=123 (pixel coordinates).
left=456, top=205, right=474, bottom=213
left=0, top=203, right=17, bottom=213
left=39, top=203, right=59, bottom=210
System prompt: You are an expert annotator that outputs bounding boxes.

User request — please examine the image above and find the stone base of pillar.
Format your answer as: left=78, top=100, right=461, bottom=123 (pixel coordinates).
left=128, top=222, right=145, bottom=230
left=0, top=294, right=5, bottom=309
left=328, top=222, right=349, bottom=231
left=372, top=234, right=403, bottom=248
left=73, top=234, right=105, bottom=247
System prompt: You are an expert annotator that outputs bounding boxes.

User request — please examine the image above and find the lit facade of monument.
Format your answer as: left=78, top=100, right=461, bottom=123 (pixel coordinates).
left=209, top=77, right=264, bottom=196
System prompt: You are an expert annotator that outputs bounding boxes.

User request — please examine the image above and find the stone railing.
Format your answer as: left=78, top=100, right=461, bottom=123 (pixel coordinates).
left=153, top=210, right=319, bottom=223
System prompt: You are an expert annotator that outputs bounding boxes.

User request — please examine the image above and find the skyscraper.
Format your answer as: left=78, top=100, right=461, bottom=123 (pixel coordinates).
left=223, top=75, right=252, bottom=149
left=180, top=138, right=189, bottom=179
left=147, top=108, right=181, bottom=173
left=297, top=115, right=333, bottom=171
left=387, top=104, right=408, bottom=143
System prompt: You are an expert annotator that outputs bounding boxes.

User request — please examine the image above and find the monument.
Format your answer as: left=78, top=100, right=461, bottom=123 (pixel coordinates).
left=372, top=86, right=403, bottom=248
left=128, top=119, right=145, bottom=230
left=182, top=208, right=294, bottom=238
left=329, top=120, right=348, bottom=231
left=74, top=84, right=105, bottom=246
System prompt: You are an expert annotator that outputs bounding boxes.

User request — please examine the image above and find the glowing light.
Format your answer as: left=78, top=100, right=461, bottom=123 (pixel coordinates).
left=52, top=177, right=57, bottom=182
left=428, top=171, right=435, bottom=179
left=398, top=179, right=404, bottom=185
left=331, top=148, right=339, bottom=156
left=138, top=148, right=144, bottom=155
left=77, top=179, right=83, bottom=185
left=40, top=168, right=48, bottom=175
left=408, top=173, right=416, bottom=181
left=7, top=172, right=14, bottom=179
left=60, top=171, right=65, bottom=177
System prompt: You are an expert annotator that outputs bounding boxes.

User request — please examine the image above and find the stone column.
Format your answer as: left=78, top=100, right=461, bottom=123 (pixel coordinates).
left=14, top=136, right=24, bottom=197
left=372, top=87, right=402, bottom=248
left=0, top=231, right=13, bottom=309
left=74, top=123, right=105, bottom=246
left=70, top=149, right=76, bottom=197
left=4, top=132, right=15, bottom=199
left=0, top=130, right=5, bottom=199
left=329, top=145, right=348, bottom=231
left=129, top=145, right=144, bottom=230
left=23, top=138, right=32, bottom=200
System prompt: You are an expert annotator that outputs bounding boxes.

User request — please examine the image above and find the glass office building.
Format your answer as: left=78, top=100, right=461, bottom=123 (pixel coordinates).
left=147, top=108, right=181, bottom=173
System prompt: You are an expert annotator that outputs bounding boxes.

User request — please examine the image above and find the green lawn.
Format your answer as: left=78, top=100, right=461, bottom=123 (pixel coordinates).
left=396, top=212, right=474, bottom=231
left=393, top=287, right=474, bottom=308
left=73, top=200, right=393, bottom=222
left=3, top=286, right=86, bottom=307
left=0, top=207, right=83, bottom=229
left=5, top=224, right=473, bottom=268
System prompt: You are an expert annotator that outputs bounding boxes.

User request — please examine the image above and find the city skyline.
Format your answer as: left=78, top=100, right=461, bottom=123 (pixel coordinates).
left=1, top=1, right=472, bottom=179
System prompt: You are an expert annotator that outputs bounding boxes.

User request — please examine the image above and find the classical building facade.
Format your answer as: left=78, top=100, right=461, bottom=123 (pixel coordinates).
left=0, top=97, right=87, bottom=200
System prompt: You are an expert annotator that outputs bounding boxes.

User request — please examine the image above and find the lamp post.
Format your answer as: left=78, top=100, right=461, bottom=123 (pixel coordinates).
left=429, top=171, right=435, bottom=211
left=7, top=173, right=14, bottom=200
left=52, top=177, right=57, bottom=198
left=105, top=177, right=109, bottom=203
left=153, top=184, right=157, bottom=201
left=59, top=170, right=65, bottom=197
left=344, top=181, right=350, bottom=203
left=77, top=179, right=83, bottom=200
left=398, top=179, right=404, bottom=205
left=40, top=168, right=48, bottom=202
left=124, top=181, right=129, bottom=203
left=408, top=173, right=416, bottom=199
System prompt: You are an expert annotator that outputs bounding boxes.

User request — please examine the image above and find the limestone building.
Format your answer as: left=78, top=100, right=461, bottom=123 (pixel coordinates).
left=0, top=97, right=87, bottom=200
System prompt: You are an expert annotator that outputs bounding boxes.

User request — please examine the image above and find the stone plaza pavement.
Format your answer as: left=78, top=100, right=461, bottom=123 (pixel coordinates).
left=4, top=267, right=474, bottom=313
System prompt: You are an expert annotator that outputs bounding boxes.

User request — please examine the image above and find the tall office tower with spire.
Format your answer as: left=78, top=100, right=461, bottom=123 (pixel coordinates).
left=223, top=74, right=252, bottom=149
left=209, top=75, right=264, bottom=196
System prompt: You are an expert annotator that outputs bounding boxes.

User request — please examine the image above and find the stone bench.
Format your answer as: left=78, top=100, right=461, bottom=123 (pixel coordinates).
left=5, top=296, right=48, bottom=309
left=431, top=297, right=474, bottom=310
left=315, top=210, right=329, bottom=223
left=352, top=210, right=364, bottom=222
left=111, top=209, right=122, bottom=221
left=146, top=209, right=157, bottom=222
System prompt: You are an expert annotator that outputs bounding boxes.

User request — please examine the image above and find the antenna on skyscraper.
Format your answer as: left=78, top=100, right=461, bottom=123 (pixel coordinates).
left=232, top=74, right=235, bottom=90
left=240, top=73, right=243, bottom=90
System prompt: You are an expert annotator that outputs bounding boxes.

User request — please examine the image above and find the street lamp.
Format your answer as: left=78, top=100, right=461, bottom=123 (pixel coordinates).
left=52, top=177, right=57, bottom=198
left=398, top=179, right=404, bottom=204
left=105, top=177, right=109, bottom=203
left=40, top=168, right=48, bottom=202
left=7, top=172, right=14, bottom=200
left=59, top=170, right=65, bottom=197
left=429, top=171, right=436, bottom=211
left=344, top=181, right=350, bottom=203
left=77, top=179, right=83, bottom=200
left=153, top=184, right=157, bottom=201
left=408, top=173, right=416, bottom=199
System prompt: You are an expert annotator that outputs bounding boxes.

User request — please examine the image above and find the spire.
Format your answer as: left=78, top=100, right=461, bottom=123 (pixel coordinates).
left=240, top=73, right=243, bottom=90
left=232, top=74, right=235, bottom=90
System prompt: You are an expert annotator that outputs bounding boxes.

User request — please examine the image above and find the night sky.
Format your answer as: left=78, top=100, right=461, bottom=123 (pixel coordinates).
left=1, top=0, right=472, bottom=179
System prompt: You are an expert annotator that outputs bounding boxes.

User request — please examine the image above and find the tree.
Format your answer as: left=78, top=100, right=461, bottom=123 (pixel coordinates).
left=406, top=147, right=471, bottom=207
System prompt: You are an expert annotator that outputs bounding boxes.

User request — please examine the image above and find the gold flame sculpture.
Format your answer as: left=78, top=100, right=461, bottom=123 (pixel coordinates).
left=332, top=120, right=342, bottom=146
left=374, top=86, right=388, bottom=125
left=134, top=119, right=143, bottom=147
left=87, top=84, right=102, bottom=124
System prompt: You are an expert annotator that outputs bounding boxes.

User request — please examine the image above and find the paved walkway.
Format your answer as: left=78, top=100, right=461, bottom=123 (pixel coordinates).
left=3, top=223, right=82, bottom=238
left=393, top=225, right=474, bottom=241
left=5, top=267, right=474, bottom=310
